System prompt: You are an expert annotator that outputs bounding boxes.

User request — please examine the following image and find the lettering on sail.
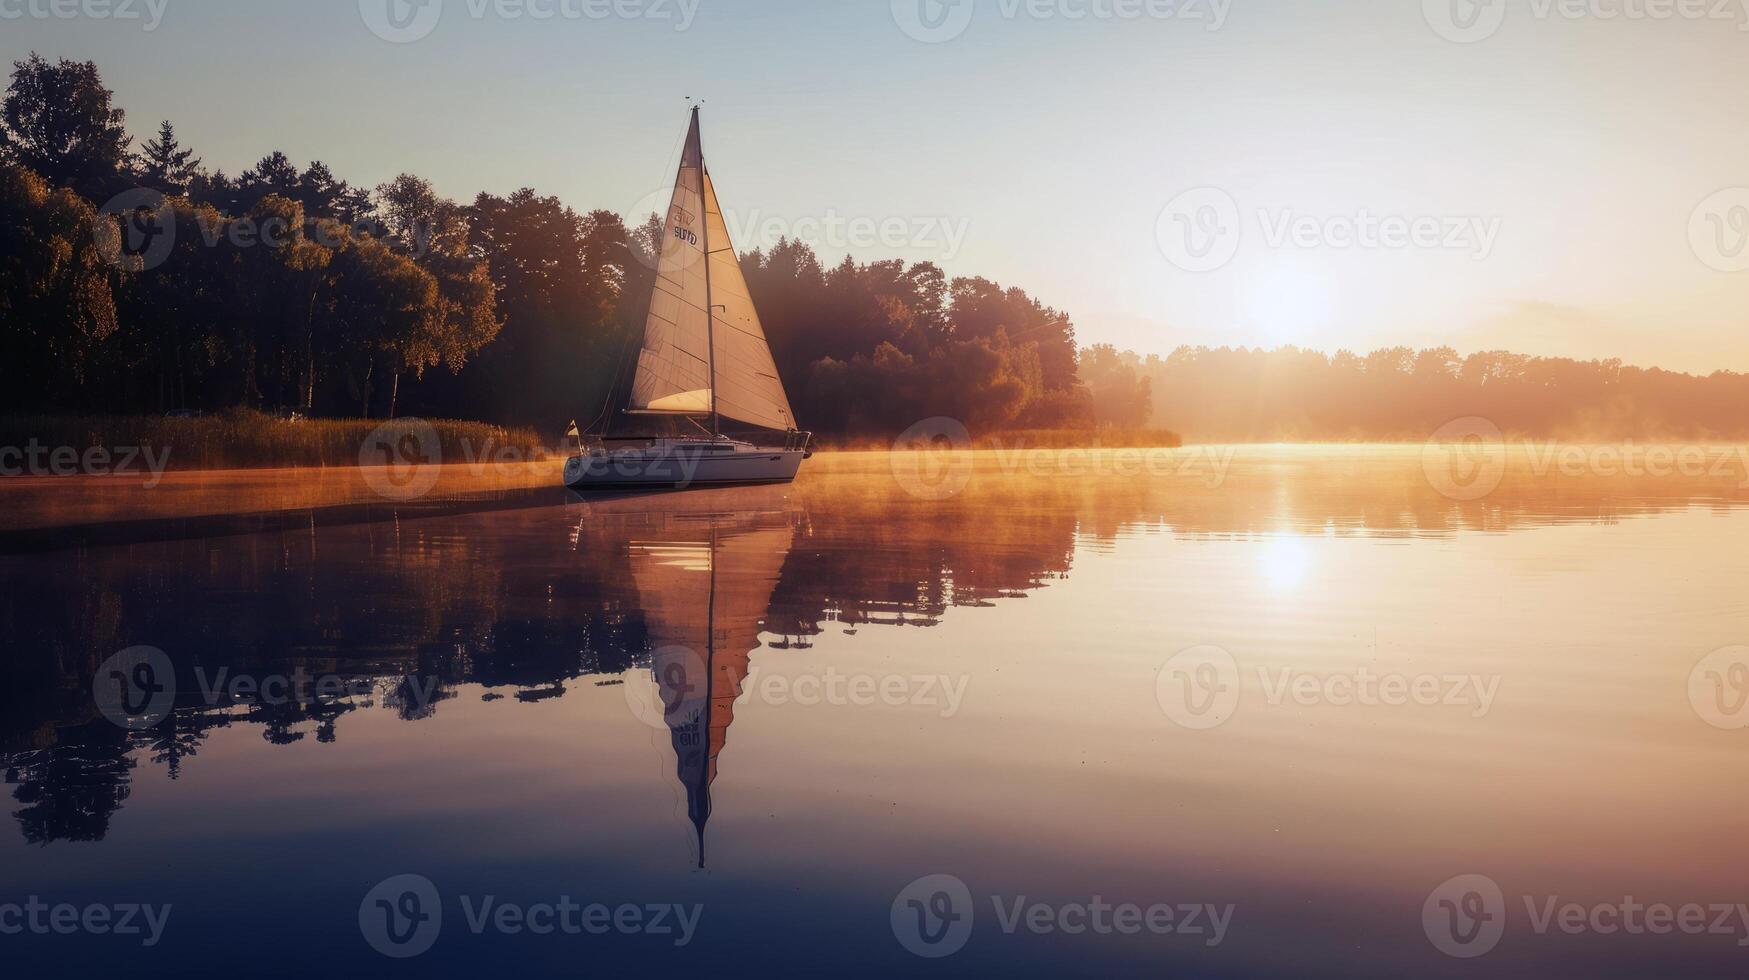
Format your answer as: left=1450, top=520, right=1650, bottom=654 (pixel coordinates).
left=670, top=206, right=698, bottom=246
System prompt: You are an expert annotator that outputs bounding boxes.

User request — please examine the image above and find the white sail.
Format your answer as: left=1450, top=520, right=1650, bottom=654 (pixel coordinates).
left=703, top=172, right=797, bottom=433
left=629, top=110, right=797, bottom=433
left=630, top=111, right=713, bottom=417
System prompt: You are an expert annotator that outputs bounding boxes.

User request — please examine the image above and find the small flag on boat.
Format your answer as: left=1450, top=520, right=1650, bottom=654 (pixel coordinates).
left=566, top=420, right=580, bottom=439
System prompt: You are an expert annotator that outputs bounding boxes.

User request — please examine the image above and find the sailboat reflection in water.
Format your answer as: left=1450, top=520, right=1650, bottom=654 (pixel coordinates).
left=614, top=492, right=798, bottom=867
left=567, top=108, right=812, bottom=492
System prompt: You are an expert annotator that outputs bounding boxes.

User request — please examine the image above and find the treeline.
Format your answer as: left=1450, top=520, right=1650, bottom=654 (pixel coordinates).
left=1134, top=345, right=1749, bottom=441
left=0, top=54, right=1141, bottom=437
left=11, top=54, right=1744, bottom=445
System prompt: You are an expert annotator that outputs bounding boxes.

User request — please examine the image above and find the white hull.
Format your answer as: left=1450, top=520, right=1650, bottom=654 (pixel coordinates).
left=566, top=442, right=805, bottom=492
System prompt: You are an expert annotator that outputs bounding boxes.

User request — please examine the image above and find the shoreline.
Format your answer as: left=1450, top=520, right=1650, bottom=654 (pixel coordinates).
left=4, top=443, right=1749, bottom=542
left=0, top=461, right=566, bottom=538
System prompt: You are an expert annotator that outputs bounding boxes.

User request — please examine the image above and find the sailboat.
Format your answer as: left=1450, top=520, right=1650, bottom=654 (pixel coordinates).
left=566, top=108, right=812, bottom=492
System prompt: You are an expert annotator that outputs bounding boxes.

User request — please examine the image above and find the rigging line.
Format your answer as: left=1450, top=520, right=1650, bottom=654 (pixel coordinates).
left=585, top=326, right=640, bottom=435
left=589, top=106, right=692, bottom=437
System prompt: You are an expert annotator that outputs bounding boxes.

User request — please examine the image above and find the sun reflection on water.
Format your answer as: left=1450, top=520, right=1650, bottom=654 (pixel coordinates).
left=1260, top=536, right=1313, bottom=590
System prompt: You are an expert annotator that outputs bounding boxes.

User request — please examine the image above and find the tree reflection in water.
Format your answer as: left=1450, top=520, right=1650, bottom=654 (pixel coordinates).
left=2, top=448, right=1743, bottom=845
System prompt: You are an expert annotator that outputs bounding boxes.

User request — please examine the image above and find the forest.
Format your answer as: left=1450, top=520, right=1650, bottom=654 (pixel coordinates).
left=5, top=54, right=1748, bottom=444
left=1128, top=345, right=1749, bottom=441
left=0, top=54, right=1132, bottom=440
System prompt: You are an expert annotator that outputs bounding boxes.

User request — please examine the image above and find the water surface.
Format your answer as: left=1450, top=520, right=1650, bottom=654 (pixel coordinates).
left=3, top=447, right=1747, bottom=978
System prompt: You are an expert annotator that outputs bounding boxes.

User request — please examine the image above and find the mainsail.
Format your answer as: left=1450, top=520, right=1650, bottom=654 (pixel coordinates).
left=629, top=109, right=797, bottom=433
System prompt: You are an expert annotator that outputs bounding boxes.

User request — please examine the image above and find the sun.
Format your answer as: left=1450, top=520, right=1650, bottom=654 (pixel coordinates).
left=1242, top=262, right=1337, bottom=346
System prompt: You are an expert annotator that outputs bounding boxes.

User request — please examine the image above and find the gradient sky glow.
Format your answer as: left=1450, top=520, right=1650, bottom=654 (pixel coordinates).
left=6, top=0, right=1748, bottom=372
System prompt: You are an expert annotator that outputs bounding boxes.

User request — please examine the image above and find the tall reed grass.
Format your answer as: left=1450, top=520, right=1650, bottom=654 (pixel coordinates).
left=0, top=411, right=550, bottom=471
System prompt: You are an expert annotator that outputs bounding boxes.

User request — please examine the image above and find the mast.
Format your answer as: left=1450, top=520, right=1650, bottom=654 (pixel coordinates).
left=694, top=106, right=721, bottom=438
left=697, top=524, right=717, bottom=868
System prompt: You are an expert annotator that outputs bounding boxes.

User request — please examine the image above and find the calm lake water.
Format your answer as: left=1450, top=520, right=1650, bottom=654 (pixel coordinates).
left=3, top=447, right=1747, bottom=978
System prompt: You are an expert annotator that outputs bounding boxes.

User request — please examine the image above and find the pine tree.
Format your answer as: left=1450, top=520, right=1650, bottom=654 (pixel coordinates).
left=138, top=119, right=200, bottom=196
left=297, top=160, right=348, bottom=219
left=236, top=151, right=301, bottom=212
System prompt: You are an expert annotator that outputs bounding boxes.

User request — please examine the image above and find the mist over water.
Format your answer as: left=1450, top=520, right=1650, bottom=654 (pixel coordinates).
left=2, top=448, right=1746, bottom=977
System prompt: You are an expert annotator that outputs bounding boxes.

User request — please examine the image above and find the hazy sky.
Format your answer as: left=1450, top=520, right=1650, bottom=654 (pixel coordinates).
left=6, top=0, right=1748, bottom=373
